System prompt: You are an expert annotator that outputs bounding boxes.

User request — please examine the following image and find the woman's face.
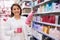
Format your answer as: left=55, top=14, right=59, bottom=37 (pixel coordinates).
left=12, top=6, right=20, bottom=16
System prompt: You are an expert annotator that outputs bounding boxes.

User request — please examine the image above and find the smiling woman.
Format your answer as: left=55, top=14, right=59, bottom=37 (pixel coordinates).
left=5, top=4, right=28, bottom=40
left=4, top=2, right=34, bottom=40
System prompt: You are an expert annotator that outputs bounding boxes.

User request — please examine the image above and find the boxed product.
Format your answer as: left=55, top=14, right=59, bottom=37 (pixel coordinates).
left=38, top=5, right=44, bottom=13
left=43, top=25, right=50, bottom=34
left=52, top=1, right=60, bottom=12
left=48, top=15, right=55, bottom=24
left=41, top=15, right=55, bottom=24
left=44, top=4, right=47, bottom=12
left=36, top=16, right=41, bottom=22
left=33, top=1, right=38, bottom=6
left=38, top=0, right=41, bottom=3
left=46, top=2, right=53, bottom=12
left=32, top=22, right=43, bottom=40
left=32, top=22, right=43, bottom=32
left=49, top=27, right=60, bottom=40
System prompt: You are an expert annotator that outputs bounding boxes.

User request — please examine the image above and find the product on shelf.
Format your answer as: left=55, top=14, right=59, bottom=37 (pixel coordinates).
left=46, top=2, right=53, bottom=12
left=52, top=0, right=60, bottom=12
left=32, top=22, right=43, bottom=32
left=22, top=8, right=31, bottom=13
left=49, top=27, right=60, bottom=40
left=32, top=22, right=43, bottom=40
left=41, top=15, right=49, bottom=22
left=32, top=0, right=60, bottom=40
left=38, top=0, right=41, bottom=3
left=48, top=15, right=55, bottom=23
left=34, top=16, right=41, bottom=22
left=25, top=1, right=32, bottom=6
left=33, top=1, right=38, bottom=6
left=43, top=25, right=50, bottom=34
left=41, top=15, right=55, bottom=24
left=44, top=4, right=46, bottom=12
left=38, top=5, right=44, bottom=13
left=42, top=35, right=54, bottom=40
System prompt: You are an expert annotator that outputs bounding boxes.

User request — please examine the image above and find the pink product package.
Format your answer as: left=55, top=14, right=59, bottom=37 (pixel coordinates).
left=16, top=28, right=22, bottom=33
left=26, top=11, right=34, bottom=25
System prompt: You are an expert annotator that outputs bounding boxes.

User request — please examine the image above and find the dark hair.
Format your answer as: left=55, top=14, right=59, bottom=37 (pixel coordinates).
left=11, top=4, right=22, bottom=17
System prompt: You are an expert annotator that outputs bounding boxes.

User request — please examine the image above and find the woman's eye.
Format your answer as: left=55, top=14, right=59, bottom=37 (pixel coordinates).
left=17, top=8, right=20, bottom=10
left=14, top=9, right=16, bottom=10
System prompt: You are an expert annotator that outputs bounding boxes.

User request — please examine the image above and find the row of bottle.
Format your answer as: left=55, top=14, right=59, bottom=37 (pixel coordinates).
left=33, top=0, right=50, bottom=6
left=32, top=28, right=54, bottom=40
left=33, top=0, right=60, bottom=13
left=33, top=15, right=56, bottom=24
left=38, top=1, right=60, bottom=13
left=42, top=35, right=54, bottom=40
left=33, top=15, right=60, bottom=24
left=32, top=22, right=60, bottom=40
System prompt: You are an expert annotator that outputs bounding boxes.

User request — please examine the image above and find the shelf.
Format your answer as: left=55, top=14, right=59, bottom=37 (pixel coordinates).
left=32, top=28, right=42, bottom=40
left=33, top=0, right=50, bottom=8
left=33, top=21, right=60, bottom=27
left=22, top=6, right=32, bottom=9
left=34, top=11, right=60, bottom=15
left=23, top=0, right=32, bottom=2
left=21, top=13, right=28, bottom=15
left=32, top=28, right=58, bottom=40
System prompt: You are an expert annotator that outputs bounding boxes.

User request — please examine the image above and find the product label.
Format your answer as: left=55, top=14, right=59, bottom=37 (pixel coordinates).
left=17, top=28, right=22, bottom=33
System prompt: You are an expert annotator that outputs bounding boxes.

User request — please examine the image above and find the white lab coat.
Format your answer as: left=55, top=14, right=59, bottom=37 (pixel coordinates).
left=4, top=16, right=28, bottom=40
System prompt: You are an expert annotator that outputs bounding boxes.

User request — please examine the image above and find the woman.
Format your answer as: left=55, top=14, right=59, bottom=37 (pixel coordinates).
left=5, top=4, right=29, bottom=40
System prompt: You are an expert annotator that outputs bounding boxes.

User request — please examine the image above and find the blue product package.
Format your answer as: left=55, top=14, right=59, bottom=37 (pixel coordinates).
left=33, top=2, right=35, bottom=6
left=46, top=2, right=53, bottom=12
left=33, top=22, right=42, bottom=32
left=32, top=22, right=38, bottom=30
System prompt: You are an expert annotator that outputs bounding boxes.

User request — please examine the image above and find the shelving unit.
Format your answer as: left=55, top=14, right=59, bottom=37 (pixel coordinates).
left=33, top=0, right=50, bottom=7
left=21, top=13, right=28, bottom=15
left=21, top=0, right=33, bottom=16
left=32, top=28, right=56, bottom=40
left=33, top=21, right=60, bottom=27
left=34, top=11, right=60, bottom=15
left=31, top=0, right=60, bottom=40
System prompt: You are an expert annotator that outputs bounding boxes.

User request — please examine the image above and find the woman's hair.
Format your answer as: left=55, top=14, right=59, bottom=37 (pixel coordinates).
left=11, top=4, right=22, bottom=17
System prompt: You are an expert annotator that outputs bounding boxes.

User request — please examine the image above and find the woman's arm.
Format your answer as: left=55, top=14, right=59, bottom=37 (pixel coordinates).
left=25, top=11, right=35, bottom=26
left=4, top=18, right=14, bottom=39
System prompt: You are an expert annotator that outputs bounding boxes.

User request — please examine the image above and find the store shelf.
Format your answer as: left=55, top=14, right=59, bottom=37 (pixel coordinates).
left=33, top=21, right=60, bottom=27
left=33, top=0, right=50, bottom=8
left=32, top=28, right=42, bottom=40
left=32, top=28, right=57, bottom=40
left=23, top=0, right=32, bottom=2
left=21, top=13, right=28, bottom=15
left=22, top=6, right=32, bottom=9
left=34, top=11, right=60, bottom=15
left=32, top=33, right=39, bottom=40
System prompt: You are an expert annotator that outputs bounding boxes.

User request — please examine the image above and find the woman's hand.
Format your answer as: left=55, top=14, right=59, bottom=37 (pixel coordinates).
left=14, top=31, right=17, bottom=33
